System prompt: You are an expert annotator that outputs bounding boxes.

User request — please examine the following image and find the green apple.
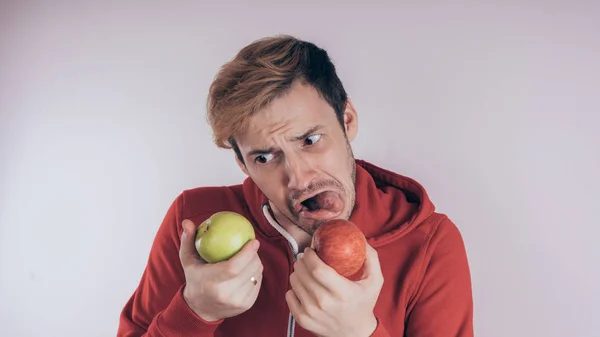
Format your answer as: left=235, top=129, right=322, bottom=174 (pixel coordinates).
left=194, top=211, right=256, bottom=263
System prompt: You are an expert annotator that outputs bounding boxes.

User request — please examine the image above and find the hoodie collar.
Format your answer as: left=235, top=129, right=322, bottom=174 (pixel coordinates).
left=242, top=159, right=435, bottom=247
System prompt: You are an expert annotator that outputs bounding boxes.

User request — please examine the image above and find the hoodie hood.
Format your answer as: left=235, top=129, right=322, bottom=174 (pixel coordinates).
left=242, top=159, right=436, bottom=247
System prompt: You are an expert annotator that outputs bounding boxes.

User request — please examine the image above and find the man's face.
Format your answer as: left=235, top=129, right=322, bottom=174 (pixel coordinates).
left=234, top=81, right=359, bottom=235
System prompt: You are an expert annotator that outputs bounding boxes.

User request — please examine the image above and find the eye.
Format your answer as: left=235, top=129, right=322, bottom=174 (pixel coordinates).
left=255, top=153, right=274, bottom=164
left=304, top=134, right=322, bottom=146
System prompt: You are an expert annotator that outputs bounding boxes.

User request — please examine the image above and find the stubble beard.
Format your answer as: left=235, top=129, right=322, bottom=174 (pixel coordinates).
left=285, top=143, right=357, bottom=235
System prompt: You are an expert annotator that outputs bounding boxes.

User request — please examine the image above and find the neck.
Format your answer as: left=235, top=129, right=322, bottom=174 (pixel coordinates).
left=268, top=202, right=312, bottom=253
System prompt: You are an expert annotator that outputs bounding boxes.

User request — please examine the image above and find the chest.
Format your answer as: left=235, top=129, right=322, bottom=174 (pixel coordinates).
left=213, top=237, right=420, bottom=337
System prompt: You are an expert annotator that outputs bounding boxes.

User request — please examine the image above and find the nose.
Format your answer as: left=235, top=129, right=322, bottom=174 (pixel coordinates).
left=285, top=152, right=317, bottom=191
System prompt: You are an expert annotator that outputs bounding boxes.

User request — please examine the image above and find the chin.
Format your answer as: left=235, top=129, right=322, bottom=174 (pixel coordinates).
left=298, top=206, right=352, bottom=235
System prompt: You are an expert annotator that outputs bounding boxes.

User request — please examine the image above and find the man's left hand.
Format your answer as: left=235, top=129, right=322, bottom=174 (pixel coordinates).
left=285, top=243, right=384, bottom=337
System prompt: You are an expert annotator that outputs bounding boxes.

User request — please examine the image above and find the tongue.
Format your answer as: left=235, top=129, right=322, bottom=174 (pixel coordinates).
left=312, top=191, right=344, bottom=213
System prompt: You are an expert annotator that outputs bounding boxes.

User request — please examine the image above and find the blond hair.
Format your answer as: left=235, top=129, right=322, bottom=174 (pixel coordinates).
left=206, top=35, right=348, bottom=160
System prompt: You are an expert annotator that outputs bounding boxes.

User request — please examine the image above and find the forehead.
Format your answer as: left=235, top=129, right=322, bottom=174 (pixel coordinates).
left=237, top=82, right=338, bottom=145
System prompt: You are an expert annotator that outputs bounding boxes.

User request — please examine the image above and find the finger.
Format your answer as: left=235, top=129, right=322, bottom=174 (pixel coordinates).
left=220, top=239, right=260, bottom=275
left=241, top=271, right=263, bottom=304
left=179, top=219, right=204, bottom=268
left=285, top=289, right=306, bottom=320
left=286, top=289, right=320, bottom=333
left=230, top=253, right=264, bottom=290
left=289, top=270, right=313, bottom=307
left=300, top=247, right=348, bottom=293
left=229, top=264, right=263, bottom=309
left=358, top=243, right=383, bottom=287
left=291, top=257, right=327, bottom=303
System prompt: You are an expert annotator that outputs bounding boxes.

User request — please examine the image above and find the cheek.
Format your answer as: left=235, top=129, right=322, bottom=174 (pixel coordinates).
left=321, top=142, right=352, bottom=172
left=325, top=143, right=355, bottom=192
left=249, top=167, right=289, bottom=201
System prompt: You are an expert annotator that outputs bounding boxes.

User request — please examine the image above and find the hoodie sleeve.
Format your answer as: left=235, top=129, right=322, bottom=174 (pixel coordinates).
left=404, top=216, right=474, bottom=337
left=117, top=193, right=223, bottom=336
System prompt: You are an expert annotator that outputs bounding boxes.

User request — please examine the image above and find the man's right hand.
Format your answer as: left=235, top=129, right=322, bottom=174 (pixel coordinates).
left=179, top=219, right=264, bottom=322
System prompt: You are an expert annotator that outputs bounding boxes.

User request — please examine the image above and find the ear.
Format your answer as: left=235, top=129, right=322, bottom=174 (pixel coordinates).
left=235, top=152, right=249, bottom=176
left=343, top=99, right=359, bottom=142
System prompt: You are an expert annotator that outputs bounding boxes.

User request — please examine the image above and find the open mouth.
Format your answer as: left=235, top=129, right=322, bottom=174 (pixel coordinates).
left=297, top=190, right=344, bottom=221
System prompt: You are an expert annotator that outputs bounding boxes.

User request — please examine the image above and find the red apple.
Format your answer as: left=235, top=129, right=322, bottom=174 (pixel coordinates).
left=311, top=219, right=367, bottom=280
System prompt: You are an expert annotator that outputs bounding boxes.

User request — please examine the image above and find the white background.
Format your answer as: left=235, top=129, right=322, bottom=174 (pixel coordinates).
left=1, top=1, right=599, bottom=336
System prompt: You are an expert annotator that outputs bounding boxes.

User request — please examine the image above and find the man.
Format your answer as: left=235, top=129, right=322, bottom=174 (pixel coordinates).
left=118, top=35, right=474, bottom=337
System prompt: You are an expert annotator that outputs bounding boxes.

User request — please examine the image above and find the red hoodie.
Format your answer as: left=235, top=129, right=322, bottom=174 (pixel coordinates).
left=118, top=159, right=474, bottom=336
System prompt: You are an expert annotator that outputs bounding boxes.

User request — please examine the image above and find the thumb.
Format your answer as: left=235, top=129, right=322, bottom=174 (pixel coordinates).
left=179, top=219, right=204, bottom=268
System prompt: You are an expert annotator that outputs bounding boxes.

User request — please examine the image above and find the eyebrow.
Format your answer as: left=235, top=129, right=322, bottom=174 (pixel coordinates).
left=288, top=125, right=323, bottom=141
left=247, top=146, right=277, bottom=157
left=246, top=125, right=324, bottom=158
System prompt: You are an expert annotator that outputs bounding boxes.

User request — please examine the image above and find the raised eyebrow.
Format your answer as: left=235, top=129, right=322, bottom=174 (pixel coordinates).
left=247, top=146, right=277, bottom=157
left=289, top=125, right=323, bottom=141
